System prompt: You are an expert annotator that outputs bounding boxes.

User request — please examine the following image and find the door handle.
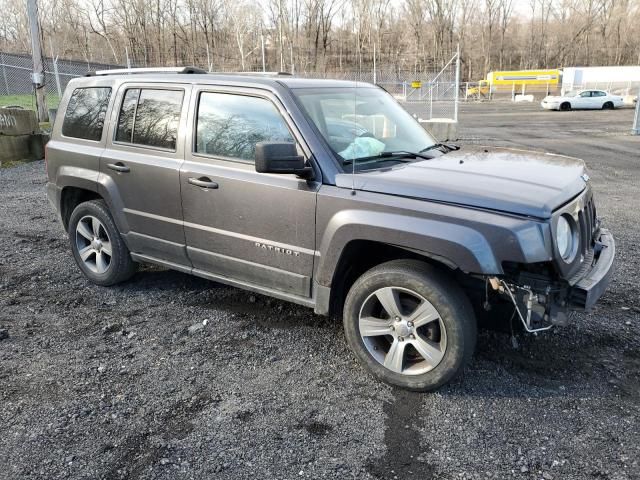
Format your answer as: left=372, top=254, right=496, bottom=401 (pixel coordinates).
left=188, top=177, right=219, bottom=189
left=107, top=162, right=130, bottom=173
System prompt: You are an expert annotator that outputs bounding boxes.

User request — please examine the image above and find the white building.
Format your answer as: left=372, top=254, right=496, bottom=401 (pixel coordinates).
left=562, top=66, right=640, bottom=95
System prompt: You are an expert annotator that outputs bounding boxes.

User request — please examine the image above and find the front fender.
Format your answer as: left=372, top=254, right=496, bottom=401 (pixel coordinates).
left=316, top=209, right=497, bottom=286
left=314, top=189, right=553, bottom=288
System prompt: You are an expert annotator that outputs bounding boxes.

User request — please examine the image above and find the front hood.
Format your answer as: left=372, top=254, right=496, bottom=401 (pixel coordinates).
left=335, top=146, right=588, bottom=218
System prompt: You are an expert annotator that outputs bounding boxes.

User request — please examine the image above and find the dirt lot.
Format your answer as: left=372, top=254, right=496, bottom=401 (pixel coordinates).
left=1, top=102, right=639, bottom=480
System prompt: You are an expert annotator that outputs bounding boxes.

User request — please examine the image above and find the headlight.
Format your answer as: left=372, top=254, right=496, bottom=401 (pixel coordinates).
left=557, top=215, right=576, bottom=261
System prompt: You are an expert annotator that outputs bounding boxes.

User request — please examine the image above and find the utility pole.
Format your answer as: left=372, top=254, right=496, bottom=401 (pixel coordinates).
left=27, top=0, right=48, bottom=122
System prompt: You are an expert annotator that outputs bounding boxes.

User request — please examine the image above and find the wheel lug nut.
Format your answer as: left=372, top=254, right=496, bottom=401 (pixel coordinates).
left=409, top=334, right=415, bottom=339
left=407, top=321, right=413, bottom=327
left=395, top=316, right=400, bottom=321
left=389, top=325, right=395, bottom=330
left=398, top=336, right=404, bottom=342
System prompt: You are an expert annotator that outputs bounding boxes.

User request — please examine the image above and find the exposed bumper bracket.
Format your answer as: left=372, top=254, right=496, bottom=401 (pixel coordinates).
left=569, top=229, right=615, bottom=310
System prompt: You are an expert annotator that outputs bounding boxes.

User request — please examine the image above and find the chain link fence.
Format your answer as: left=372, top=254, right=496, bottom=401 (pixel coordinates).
left=0, top=52, right=120, bottom=111
left=0, top=51, right=460, bottom=124
left=461, top=81, right=562, bottom=101
left=299, top=52, right=460, bottom=122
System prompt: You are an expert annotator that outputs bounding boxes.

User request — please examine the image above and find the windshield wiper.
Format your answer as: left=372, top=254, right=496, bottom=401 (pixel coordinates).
left=420, top=142, right=460, bottom=153
left=343, top=150, right=434, bottom=165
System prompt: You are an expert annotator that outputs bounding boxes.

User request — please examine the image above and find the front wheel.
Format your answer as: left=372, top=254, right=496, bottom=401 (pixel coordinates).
left=602, top=101, right=614, bottom=110
left=560, top=102, right=571, bottom=111
left=343, top=260, right=476, bottom=391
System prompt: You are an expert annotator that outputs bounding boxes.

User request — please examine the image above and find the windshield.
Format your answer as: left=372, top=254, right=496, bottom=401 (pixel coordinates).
left=292, top=87, right=438, bottom=171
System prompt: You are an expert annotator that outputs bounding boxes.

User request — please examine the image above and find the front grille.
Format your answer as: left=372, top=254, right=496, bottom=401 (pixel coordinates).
left=578, top=196, right=598, bottom=255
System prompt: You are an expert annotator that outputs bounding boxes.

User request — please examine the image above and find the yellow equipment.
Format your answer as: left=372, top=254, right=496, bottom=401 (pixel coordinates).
left=467, top=69, right=561, bottom=96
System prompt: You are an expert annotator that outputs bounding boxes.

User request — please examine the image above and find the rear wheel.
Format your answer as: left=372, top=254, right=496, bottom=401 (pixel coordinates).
left=68, top=200, right=136, bottom=286
left=560, top=102, right=571, bottom=111
left=602, top=101, right=614, bottom=110
left=343, top=259, right=476, bottom=391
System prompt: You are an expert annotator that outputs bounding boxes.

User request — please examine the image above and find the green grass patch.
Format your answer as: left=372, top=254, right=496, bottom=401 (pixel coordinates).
left=0, top=94, right=60, bottom=110
left=0, top=158, right=33, bottom=169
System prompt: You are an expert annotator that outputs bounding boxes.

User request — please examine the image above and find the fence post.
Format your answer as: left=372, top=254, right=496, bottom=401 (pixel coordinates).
left=632, top=87, right=640, bottom=135
left=429, top=82, right=433, bottom=120
left=373, top=41, right=377, bottom=85
left=0, top=52, right=9, bottom=95
left=454, top=44, right=460, bottom=122
left=53, top=56, right=62, bottom=97
left=511, top=82, right=515, bottom=101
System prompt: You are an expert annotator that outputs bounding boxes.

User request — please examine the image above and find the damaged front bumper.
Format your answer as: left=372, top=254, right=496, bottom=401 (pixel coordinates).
left=491, top=229, right=615, bottom=332
left=567, top=229, right=615, bottom=310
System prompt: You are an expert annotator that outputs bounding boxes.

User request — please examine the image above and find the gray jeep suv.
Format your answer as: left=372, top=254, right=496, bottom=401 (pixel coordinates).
left=46, top=67, right=615, bottom=391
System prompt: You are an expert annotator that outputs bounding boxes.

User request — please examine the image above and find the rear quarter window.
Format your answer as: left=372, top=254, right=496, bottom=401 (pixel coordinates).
left=62, top=87, right=111, bottom=141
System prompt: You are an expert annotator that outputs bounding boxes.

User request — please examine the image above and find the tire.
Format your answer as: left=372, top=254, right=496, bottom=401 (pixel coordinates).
left=560, top=102, right=571, bottom=111
left=343, top=259, right=477, bottom=391
left=602, top=101, right=614, bottom=110
left=68, top=199, right=136, bottom=286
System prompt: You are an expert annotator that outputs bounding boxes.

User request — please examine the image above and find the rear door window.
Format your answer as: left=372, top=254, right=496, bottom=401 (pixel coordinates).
left=62, top=87, right=111, bottom=141
left=115, top=88, right=184, bottom=150
left=195, top=92, right=294, bottom=162
left=115, top=88, right=139, bottom=143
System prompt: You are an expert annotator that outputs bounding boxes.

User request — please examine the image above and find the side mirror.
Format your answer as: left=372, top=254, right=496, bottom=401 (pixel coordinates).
left=255, top=142, right=313, bottom=179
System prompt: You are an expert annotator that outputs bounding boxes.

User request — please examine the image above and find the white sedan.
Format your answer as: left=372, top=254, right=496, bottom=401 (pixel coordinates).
left=541, top=90, right=624, bottom=111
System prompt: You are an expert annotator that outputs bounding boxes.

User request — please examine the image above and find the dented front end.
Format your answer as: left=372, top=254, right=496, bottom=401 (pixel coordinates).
left=486, top=185, right=615, bottom=332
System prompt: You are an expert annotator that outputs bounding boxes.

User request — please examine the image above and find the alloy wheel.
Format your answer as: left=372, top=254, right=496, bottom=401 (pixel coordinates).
left=358, top=286, right=447, bottom=375
left=75, top=215, right=112, bottom=274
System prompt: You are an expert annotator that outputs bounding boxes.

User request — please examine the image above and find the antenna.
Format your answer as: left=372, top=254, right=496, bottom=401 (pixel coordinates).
left=351, top=24, right=359, bottom=195
left=351, top=79, right=357, bottom=194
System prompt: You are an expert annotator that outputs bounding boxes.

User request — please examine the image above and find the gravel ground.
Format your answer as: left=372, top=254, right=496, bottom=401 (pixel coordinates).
left=1, top=102, right=639, bottom=480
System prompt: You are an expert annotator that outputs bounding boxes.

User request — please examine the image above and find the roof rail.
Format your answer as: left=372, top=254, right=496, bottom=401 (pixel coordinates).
left=85, top=66, right=207, bottom=77
left=209, top=71, right=293, bottom=76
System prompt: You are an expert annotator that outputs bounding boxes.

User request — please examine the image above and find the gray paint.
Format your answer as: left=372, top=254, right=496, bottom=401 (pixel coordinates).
left=45, top=72, right=614, bottom=316
left=336, top=146, right=588, bottom=219
left=313, top=185, right=552, bottom=286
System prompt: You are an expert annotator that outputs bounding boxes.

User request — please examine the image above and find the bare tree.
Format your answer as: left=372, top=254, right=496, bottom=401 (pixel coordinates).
left=1, top=0, right=639, bottom=79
